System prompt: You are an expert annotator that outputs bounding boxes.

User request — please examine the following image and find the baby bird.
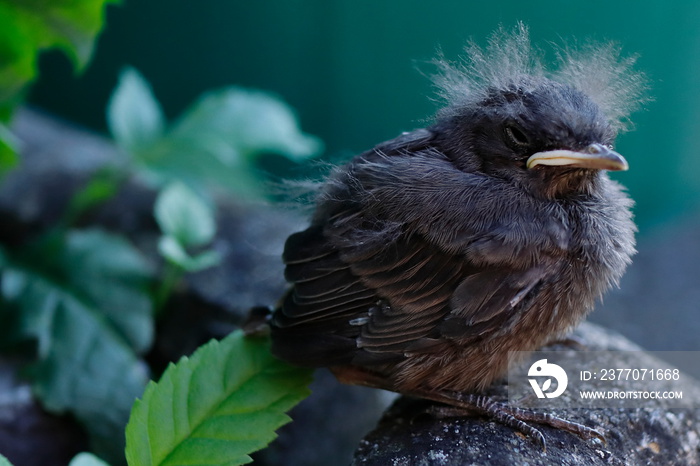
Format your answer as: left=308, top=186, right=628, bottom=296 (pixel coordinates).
left=266, top=24, right=645, bottom=446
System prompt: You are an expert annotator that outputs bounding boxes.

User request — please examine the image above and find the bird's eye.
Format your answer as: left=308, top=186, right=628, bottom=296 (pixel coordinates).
left=504, top=125, right=530, bottom=147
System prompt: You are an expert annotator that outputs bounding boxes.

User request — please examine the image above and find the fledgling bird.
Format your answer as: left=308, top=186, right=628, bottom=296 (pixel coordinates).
left=267, top=24, right=645, bottom=445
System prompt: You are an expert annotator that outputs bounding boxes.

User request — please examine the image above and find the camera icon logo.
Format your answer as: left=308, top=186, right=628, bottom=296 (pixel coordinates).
left=528, top=359, right=568, bottom=399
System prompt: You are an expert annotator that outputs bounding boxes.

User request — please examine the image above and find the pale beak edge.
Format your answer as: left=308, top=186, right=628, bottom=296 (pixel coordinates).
left=527, top=145, right=629, bottom=172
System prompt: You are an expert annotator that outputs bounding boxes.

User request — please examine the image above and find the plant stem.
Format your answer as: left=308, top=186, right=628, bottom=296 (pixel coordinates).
left=153, top=261, right=184, bottom=317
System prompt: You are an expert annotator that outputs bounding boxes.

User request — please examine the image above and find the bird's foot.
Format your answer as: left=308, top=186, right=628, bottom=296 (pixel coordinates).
left=496, top=401, right=605, bottom=448
left=413, top=389, right=604, bottom=451
left=330, top=365, right=604, bottom=450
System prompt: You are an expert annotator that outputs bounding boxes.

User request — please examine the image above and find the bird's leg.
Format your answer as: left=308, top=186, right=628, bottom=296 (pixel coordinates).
left=407, top=387, right=605, bottom=451
left=419, top=393, right=548, bottom=448
left=331, top=365, right=604, bottom=451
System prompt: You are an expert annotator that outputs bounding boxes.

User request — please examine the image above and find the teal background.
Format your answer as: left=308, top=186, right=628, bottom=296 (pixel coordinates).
left=29, top=1, right=700, bottom=231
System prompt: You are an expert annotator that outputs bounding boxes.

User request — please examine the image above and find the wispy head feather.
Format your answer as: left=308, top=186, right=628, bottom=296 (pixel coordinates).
left=432, top=23, right=648, bottom=133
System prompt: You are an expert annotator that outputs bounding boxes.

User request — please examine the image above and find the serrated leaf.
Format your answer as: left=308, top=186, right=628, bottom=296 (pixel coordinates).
left=154, top=183, right=216, bottom=247
left=0, top=229, right=153, bottom=463
left=69, top=452, right=111, bottom=466
left=108, top=68, right=165, bottom=153
left=0, top=0, right=118, bottom=108
left=125, top=331, right=313, bottom=466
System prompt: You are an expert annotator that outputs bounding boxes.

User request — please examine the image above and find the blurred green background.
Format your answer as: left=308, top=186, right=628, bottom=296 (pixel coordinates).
left=28, top=0, right=700, bottom=230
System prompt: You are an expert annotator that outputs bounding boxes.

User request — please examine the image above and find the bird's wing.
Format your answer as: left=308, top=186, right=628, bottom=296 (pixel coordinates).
left=270, top=131, right=548, bottom=367
left=272, top=222, right=546, bottom=367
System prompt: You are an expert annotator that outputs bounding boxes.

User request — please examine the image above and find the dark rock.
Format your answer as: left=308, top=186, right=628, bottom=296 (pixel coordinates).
left=254, top=369, right=393, bottom=466
left=0, top=357, right=88, bottom=466
left=352, top=322, right=700, bottom=466
left=1, top=107, right=122, bottom=230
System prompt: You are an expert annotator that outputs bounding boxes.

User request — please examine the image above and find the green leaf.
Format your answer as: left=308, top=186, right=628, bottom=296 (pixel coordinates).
left=171, top=87, right=322, bottom=162
left=154, top=182, right=216, bottom=248
left=0, top=0, right=118, bottom=109
left=63, top=168, right=123, bottom=225
left=125, top=331, right=313, bottom=466
left=0, top=122, right=19, bottom=176
left=0, top=452, right=14, bottom=466
left=60, top=230, right=154, bottom=352
left=158, top=236, right=221, bottom=273
left=1, top=229, right=153, bottom=463
left=128, top=87, right=322, bottom=198
left=107, top=67, right=165, bottom=154
left=69, top=452, right=111, bottom=466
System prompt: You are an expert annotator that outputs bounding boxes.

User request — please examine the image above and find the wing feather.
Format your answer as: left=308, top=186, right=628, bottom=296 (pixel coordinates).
left=270, top=130, right=548, bottom=367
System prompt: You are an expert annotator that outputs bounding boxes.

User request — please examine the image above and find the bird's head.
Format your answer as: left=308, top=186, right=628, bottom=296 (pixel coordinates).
left=442, top=78, right=628, bottom=197
left=431, top=24, right=647, bottom=198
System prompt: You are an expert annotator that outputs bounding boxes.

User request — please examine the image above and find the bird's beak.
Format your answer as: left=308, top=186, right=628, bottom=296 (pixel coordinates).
left=526, top=143, right=628, bottom=171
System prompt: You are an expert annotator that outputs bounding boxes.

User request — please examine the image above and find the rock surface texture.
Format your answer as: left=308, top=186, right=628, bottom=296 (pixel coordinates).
left=352, top=323, right=700, bottom=466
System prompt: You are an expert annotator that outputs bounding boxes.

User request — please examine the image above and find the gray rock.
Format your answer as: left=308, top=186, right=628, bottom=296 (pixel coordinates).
left=0, top=357, right=87, bottom=466
left=1, top=107, right=123, bottom=227
left=352, top=322, right=700, bottom=466
left=254, top=369, right=393, bottom=466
